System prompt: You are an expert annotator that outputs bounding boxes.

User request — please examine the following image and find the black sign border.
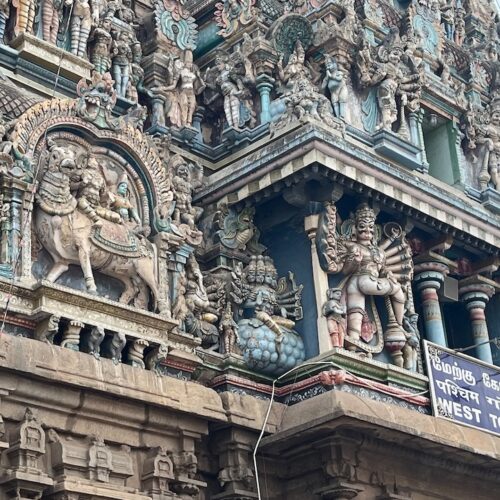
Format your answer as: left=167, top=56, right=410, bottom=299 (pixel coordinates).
left=423, top=340, right=500, bottom=438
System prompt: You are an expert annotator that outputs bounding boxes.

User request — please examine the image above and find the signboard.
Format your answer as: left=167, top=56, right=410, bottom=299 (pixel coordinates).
left=423, top=341, right=500, bottom=437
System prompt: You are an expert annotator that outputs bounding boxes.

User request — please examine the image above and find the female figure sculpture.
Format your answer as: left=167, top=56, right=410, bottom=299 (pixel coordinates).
left=215, top=58, right=242, bottom=129
left=70, top=0, right=92, bottom=58
left=111, top=30, right=133, bottom=97
left=321, top=55, right=348, bottom=120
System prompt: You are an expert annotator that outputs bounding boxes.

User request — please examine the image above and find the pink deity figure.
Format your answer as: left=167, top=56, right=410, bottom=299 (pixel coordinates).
left=322, top=288, right=346, bottom=348
left=341, top=205, right=407, bottom=347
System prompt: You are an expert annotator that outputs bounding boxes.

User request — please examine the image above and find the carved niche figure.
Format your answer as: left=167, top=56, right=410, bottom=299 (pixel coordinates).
left=231, top=255, right=305, bottom=375
left=402, top=304, right=420, bottom=371
left=322, top=287, right=346, bottom=348
left=357, top=31, right=421, bottom=136
left=440, top=0, right=455, bottom=41
left=214, top=204, right=264, bottom=253
left=454, top=7, right=465, bottom=46
left=215, top=0, right=255, bottom=38
left=219, top=302, right=239, bottom=354
left=70, top=0, right=92, bottom=58
left=273, top=41, right=342, bottom=132
left=466, top=93, right=500, bottom=191
left=84, top=325, right=105, bottom=358
left=89, top=16, right=113, bottom=74
left=316, top=202, right=415, bottom=369
left=34, top=139, right=169, bottom=315
left=111, top=30, right=133, bottom=97
left=151, top=51, right=205, bottom=128
left=169, top=154, right=204, bottom=243
left=41, top=0, right=70, bottom=45
left=13, top=0, right=37, bottom=36
left=182, top=254, right=219, bottom=350
left=321, top=55, right=348, bottom=121
left=109, top=173, right=144, bottom=230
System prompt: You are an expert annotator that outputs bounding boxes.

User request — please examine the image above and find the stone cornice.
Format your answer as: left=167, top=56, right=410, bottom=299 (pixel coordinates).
left=194, top=123, right=500, bottom=252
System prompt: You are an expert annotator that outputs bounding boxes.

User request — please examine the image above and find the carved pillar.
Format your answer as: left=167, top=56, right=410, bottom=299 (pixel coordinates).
left=154, top=232, right=173, bottom=317
left=414, top=262, right=449, bottom=346
left=212, top=428, right=257, bottom=500
left=459, top=278, right=496, bottom=364
left=409, top=110, right=428, bottom=173
left=60, top=320, right=84, bottom=351
left=192, top=106, right=205, bottom=142
left=305, top=214, right=330, bottom=354
left=256, top=75, right=274, bottom=125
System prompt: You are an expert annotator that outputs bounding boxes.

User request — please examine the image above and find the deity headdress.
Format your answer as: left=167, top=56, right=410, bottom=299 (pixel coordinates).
left=354, top=203, right=376, bottom=224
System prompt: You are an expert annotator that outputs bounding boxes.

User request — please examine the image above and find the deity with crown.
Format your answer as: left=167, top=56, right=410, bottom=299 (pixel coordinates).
left=231, top=255, right=305, bottom=375
left=316, top=202, right=416, bottom=369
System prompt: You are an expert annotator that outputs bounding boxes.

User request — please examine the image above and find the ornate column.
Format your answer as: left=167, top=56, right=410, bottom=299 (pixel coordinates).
left=459, top=277, right=496, bottom=364
left=304, top=214, right=331, bottom=354
left=409, top=110, right=429, bottom=173
left=256, top=75, right=274, bottom=125
left=414, top=262, right=449, bottom=346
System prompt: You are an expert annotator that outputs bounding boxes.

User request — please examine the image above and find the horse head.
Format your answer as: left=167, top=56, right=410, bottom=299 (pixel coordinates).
left=45, top=138, right=77, bottom=175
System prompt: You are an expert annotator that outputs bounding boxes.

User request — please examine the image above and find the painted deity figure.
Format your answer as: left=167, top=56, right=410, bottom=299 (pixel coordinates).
left=321, top=55, right=348, bottom=120
left=357, top=34, right=420, bottom=134
left=70, top=0, right=92, bottom=58
left=90, top=16, right=113, bottom=74
left=440, top=0, right=455, bottom=41
left=41, top=0, right=71, bottom=45
left=322, top=288, right=346, bottom=348
left=277, top=41, right=311, bottom=93
left=402, top=308, right=420, bottom=371
left=75, top=156, right=121, bottom=226
left=215, top=56, right=243, bottom=129
left=219, top=303, right=239, bottom=354
left=13, top=0, right=37, bottom=36
left=111, top=30, right=133, bottom=97
left=316, top=202, right=414, bottom=367
left=109, top=174, right=142, bottom=228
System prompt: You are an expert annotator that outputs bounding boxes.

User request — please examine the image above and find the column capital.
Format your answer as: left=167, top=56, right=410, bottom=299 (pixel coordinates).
left=304, top=214, right=320, bottom=239
left=459, top=275, right=497, bottom=302
left=414, top=262, right=449, bottom=291
left=256, top=74, right=274, bottom=90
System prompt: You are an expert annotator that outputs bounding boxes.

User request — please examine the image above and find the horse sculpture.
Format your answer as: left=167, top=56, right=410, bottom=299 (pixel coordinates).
left=34, top=139, right=169, bottom=316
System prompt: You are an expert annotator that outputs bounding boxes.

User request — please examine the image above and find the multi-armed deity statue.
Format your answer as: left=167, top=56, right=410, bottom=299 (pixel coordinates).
left=316, top=202, right=417, bottom=369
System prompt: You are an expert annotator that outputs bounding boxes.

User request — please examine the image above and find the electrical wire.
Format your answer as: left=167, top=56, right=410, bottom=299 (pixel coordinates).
left=0, top=3, right=75, bottom=335
left=252, top=360, right=429, bottom=500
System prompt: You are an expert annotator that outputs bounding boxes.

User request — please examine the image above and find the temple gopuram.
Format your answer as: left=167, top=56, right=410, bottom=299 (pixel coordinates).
left=0, top=0, right=499, bottom=498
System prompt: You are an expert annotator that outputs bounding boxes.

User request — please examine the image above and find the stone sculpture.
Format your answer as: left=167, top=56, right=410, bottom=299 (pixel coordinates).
left=357, top=31, right=421, bottom=135
left=13, top=0, right=37, bottom=36
left=41, top=0, right=68, bottom=44
left=466, top=93, right=500, bottom=191
left=402, top=305, right=420, bottom=371
left=111, top=30, right=133, bottom=98
left=215, top=0, right=255, bottom=38
left=154, top=0, right=198, bottom=51
left=219, top=302, right=239, bottom=354
left=322, top=288, right=346, bottom=348
left=231, top=255, right=305, bottom=375
left=70, top=0, right=92, bottom=58
left=321, top=55, right=348, bottom=121
left=34, top=139, right=169, bottom=315
left=90, top=16, right=113, bottom=75
left=316, top=202, right=415, bottom=368
left=84, top=325, right=105, bottom=359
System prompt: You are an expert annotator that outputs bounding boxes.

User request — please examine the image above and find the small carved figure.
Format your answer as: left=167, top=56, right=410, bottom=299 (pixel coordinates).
left=219, top=302, right=239, bottom=354
left=322, top=55, right=348, bottom=120
left=440, top=0, right=455, bottom=41
left=402, top=309, right=420, bottom=372
left=70, top=0, right=92, bottom=58
left=145, top=343, right=168, bottom=376
left=35, top=314, right=60, bottom=344
left=116, top=0, right=137, bottom=25
left=215, top=0, right=255, bottom=38
left=111, top=30, right=133, bottom=97
left=13, top=0, right=37, bottom=36
left=85, top=325, right=105, bottom=358
left=277, top=41, right=311, bottom=93
left=322, top=288, right=346, bottom=348
left=454, top=7, right=465, bottom=46
left=90, top=16, right=113, bottom=74
left=108, top=331, right=126, bottom=364
left=109, top=173, right=142, bottom=228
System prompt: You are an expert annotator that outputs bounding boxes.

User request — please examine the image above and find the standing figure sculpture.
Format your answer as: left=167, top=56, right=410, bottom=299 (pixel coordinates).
left=70, top=0, right=92, bottom=58
left=322, top=55, right=348, bottom=121
left=402, top=306, right=420, bottom=371
left=90, top=16, right=113, bottom=74
left=111, top=30, right=133, bottom=97
left=215, top=57, right=243, bottom=129
left=316, top=202, right=414, bottom=368
left=322, top=287, right=346, bottom=348
left=13, top=0, right=37, bottom=36
left=277, top=41, right=311, bottom=93
left=41, top=0, right=70, bottom=44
